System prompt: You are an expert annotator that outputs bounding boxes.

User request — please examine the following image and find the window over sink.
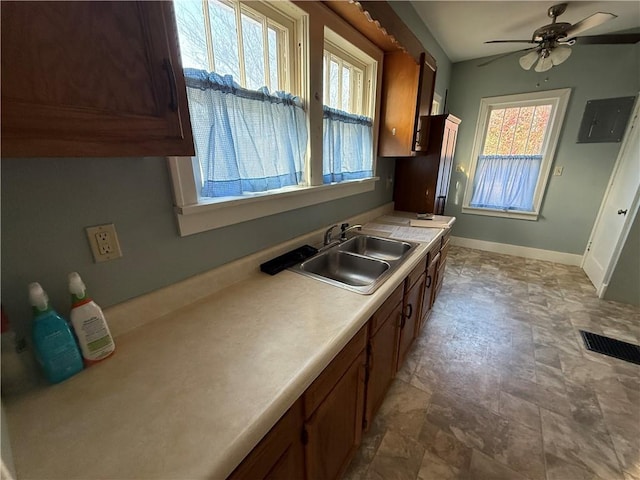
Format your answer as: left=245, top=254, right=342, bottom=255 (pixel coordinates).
left=169, top=1, right=382, bottom=236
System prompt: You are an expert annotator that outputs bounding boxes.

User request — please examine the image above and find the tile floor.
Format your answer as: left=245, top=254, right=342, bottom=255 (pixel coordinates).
left=344, top=246, right=640, bottom=480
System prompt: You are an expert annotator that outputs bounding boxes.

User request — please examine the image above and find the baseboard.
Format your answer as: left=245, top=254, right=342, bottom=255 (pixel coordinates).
left=451, top=236, right=583, bottom=266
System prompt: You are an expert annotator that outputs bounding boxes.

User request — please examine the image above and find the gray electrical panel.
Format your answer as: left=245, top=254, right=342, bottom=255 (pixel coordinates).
left=577, top=96, right=635, bottom=143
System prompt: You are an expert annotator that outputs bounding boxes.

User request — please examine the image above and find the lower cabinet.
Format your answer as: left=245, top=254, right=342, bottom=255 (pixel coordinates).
left=364, top=284, right=403, bottom=429
left=228, top=400, right=305, bottom=480
left=229, top=235, right=451, bottom=480
left=432, top=230, right=451, bottom=303
left=303, top=326, right=367, bottom=480
left=397, top=267, right=425, bottom=370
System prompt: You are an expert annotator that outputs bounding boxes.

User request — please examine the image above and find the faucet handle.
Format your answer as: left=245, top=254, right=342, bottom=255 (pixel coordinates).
left=324, top=224, right=338, bottom=245
left=341, top=223, right=349, bottom=232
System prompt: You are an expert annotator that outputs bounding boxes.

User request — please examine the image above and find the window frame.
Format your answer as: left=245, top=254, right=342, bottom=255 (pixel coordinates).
left=461, top=88, right=571, bottom=221
left=169, top=0, right=383, bottom=236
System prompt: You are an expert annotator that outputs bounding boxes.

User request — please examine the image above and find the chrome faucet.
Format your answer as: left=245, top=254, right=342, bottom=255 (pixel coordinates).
left=340, top=223, right=362, bottom=241
left=324, top=224, right=338, bottom=245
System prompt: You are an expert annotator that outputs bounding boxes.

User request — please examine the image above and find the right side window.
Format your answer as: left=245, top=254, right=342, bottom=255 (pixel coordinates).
left=462, top=89, right=571, bottom=220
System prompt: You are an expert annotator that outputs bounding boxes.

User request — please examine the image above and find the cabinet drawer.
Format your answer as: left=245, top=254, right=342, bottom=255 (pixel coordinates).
left=370, top=283, right=403, bottom=335
left=303, top=325, right=367, bottom=419
left=406, top=257, right=428, bottom=292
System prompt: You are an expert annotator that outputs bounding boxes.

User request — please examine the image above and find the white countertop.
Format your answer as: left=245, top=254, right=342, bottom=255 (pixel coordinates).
left=4, top=214, right=453, bottom=479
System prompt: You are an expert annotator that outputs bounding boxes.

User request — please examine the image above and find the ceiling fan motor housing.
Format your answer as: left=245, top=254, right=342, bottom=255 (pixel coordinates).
left=533, top=22, right=572, bottom=43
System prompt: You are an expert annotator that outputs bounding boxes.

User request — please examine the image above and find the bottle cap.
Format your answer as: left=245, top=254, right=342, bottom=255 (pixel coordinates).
left=68, top=272, right=86, bottom=296
left=28, top=282, right=49, bottom=310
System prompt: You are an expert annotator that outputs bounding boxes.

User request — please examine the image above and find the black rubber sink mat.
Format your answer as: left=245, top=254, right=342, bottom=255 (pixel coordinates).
left=580, top=330, right=640, bottom=365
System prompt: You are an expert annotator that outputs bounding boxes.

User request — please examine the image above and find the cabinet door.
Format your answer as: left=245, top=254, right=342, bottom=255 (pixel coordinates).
left=1, top=1, right=194, bottom=157
left=434, top=118, right=459, bottom=214
left=378, top=51, right=420, bottom=157
left=397, top=274, right=425, bottom=370
left=420, top=255, right=438, bottom=331
left=378, top=51, right=436, bottom=158
left=394, top=155, right=440, bottom=213
left=434, top=240, right=450, bottom=300
left=365, top=300, right=402, bottom=429
left=228, top=401, right=304, bottom=480
left=304, top=350, right=366, bottom=480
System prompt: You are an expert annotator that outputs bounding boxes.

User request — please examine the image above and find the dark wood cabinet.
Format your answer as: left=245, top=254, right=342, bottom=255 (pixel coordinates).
left=1, top=1, right=194, bottom=157
left=394, top=114, right=461, bottom=214
left=419, top=245, right=440, bottom=334
left=228, top=401, right=305, bottom=480
left=434, top=230, right=451, bottom=301
left=378, top=51, right=436, bottom=157
left=229, top=236, right=452, bottom=479
left=303, top=326, right=367, bottom=480
left=364, top=284, right=403, bottom=430
left=397, top=264, right=425, bottom=370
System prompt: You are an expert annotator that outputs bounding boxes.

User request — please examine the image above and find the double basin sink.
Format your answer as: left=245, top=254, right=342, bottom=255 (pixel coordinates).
left=290, top=234, right=417, bottom=294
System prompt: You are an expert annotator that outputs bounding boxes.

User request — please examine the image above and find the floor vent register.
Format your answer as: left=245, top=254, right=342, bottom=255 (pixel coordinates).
left=580, top=330, right=640, bottom=365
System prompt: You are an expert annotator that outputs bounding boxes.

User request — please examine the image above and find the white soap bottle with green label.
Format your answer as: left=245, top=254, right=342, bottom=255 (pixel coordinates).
left=68, top=272, right=115, bottom=365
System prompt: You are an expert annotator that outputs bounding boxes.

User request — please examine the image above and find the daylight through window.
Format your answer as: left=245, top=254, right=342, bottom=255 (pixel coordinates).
left=462, top=89, right=571, bottom=220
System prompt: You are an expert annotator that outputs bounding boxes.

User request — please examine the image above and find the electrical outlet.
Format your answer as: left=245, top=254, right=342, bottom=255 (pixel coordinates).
left=86, top=224, right=122, bottom=263
left=553, top=166, right=564, bottom=176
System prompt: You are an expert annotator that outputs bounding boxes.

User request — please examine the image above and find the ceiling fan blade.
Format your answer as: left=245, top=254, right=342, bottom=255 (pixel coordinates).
left=575, top=33, right=640, bottom=45
left=563, top=12, right=617, bottom=38
left=485, top=40, right=536, bottom=44
left=477, top=47, right=538, bottom=67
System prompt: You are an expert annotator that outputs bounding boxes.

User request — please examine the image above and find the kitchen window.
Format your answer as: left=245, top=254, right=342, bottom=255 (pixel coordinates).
left=323, top=30, right=376, bottom=184
left=462, top=89, right=571, bottom=220
left=169, top=1, right=382, bottom=235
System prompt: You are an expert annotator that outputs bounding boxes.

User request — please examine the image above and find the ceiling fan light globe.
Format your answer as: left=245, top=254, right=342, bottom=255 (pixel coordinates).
left=519, top=50, right=540, bottom=70
left=550, top=45, right=572, bottom=65
left=535, top=55, right=554, bottom=72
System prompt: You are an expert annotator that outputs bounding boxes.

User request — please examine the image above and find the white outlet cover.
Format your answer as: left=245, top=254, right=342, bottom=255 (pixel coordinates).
left=86, top=224, right=122, bottom=263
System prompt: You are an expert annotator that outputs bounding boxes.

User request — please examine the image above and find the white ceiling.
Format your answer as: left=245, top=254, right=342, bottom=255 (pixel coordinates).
left=410, top=1, right=640, bottom=62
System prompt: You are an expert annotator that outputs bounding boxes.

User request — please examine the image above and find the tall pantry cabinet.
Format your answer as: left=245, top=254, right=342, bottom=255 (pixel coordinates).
left=393, top=114, right=461, bottom=215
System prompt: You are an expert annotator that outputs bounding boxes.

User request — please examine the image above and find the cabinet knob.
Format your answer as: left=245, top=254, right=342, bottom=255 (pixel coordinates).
left=392, top=128, right=396, bottom=136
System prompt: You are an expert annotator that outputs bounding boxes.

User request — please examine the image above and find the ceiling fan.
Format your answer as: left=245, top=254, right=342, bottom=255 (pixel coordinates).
left=482, top=3, right=640, bottom=72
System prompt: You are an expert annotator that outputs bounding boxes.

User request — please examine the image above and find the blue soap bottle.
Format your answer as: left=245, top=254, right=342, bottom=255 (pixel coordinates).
left=29, top=282, right=83, bottom=383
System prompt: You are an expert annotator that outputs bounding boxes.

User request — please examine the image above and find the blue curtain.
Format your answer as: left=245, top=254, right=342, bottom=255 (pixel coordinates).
left=184, top=69, right=308, bottom=198
left=322, top=106, right=373, bottom=184
left=470, top=155, right=542, bottom=211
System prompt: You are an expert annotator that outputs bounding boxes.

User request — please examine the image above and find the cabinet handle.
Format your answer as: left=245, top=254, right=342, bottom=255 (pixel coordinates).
left=404, top=303, right=413, bottom=320
left=163, top=58, right=178, bottom=112
left=425, top=275, right=432, bottom=288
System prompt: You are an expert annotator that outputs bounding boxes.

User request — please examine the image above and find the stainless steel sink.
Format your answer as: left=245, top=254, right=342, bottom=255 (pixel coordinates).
left=290, top=234, right=417, bottom=294
left=300, top=251, right=389, bottom=287
left=338, top=235, right=412, bottom=261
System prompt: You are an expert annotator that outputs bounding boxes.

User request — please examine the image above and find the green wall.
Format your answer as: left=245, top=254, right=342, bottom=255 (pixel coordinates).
left=1, top=157, right=395, bottom=335
left=445, top=43, right=639, bottom=254
left=388, top=1, right=452, bottom=105
left=605, top=208, right=640, bottom=306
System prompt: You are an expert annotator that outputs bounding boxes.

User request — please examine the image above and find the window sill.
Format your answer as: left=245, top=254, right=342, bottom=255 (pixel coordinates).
left=461, top=206, right=539, bottom=221
left=175, top=177, right=378, bottom=236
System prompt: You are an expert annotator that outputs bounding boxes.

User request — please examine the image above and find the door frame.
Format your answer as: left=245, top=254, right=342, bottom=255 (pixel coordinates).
left=581, top=94, right=640, bottom=297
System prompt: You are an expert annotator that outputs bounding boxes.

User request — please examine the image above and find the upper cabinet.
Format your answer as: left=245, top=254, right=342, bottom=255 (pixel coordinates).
left=322, top=1, right=437, bottom=158
left=378, top=51, right=436, bottom=157
left=1, top=1, right=194, bottom=158
left=394, top=114, right=461, bottom=214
